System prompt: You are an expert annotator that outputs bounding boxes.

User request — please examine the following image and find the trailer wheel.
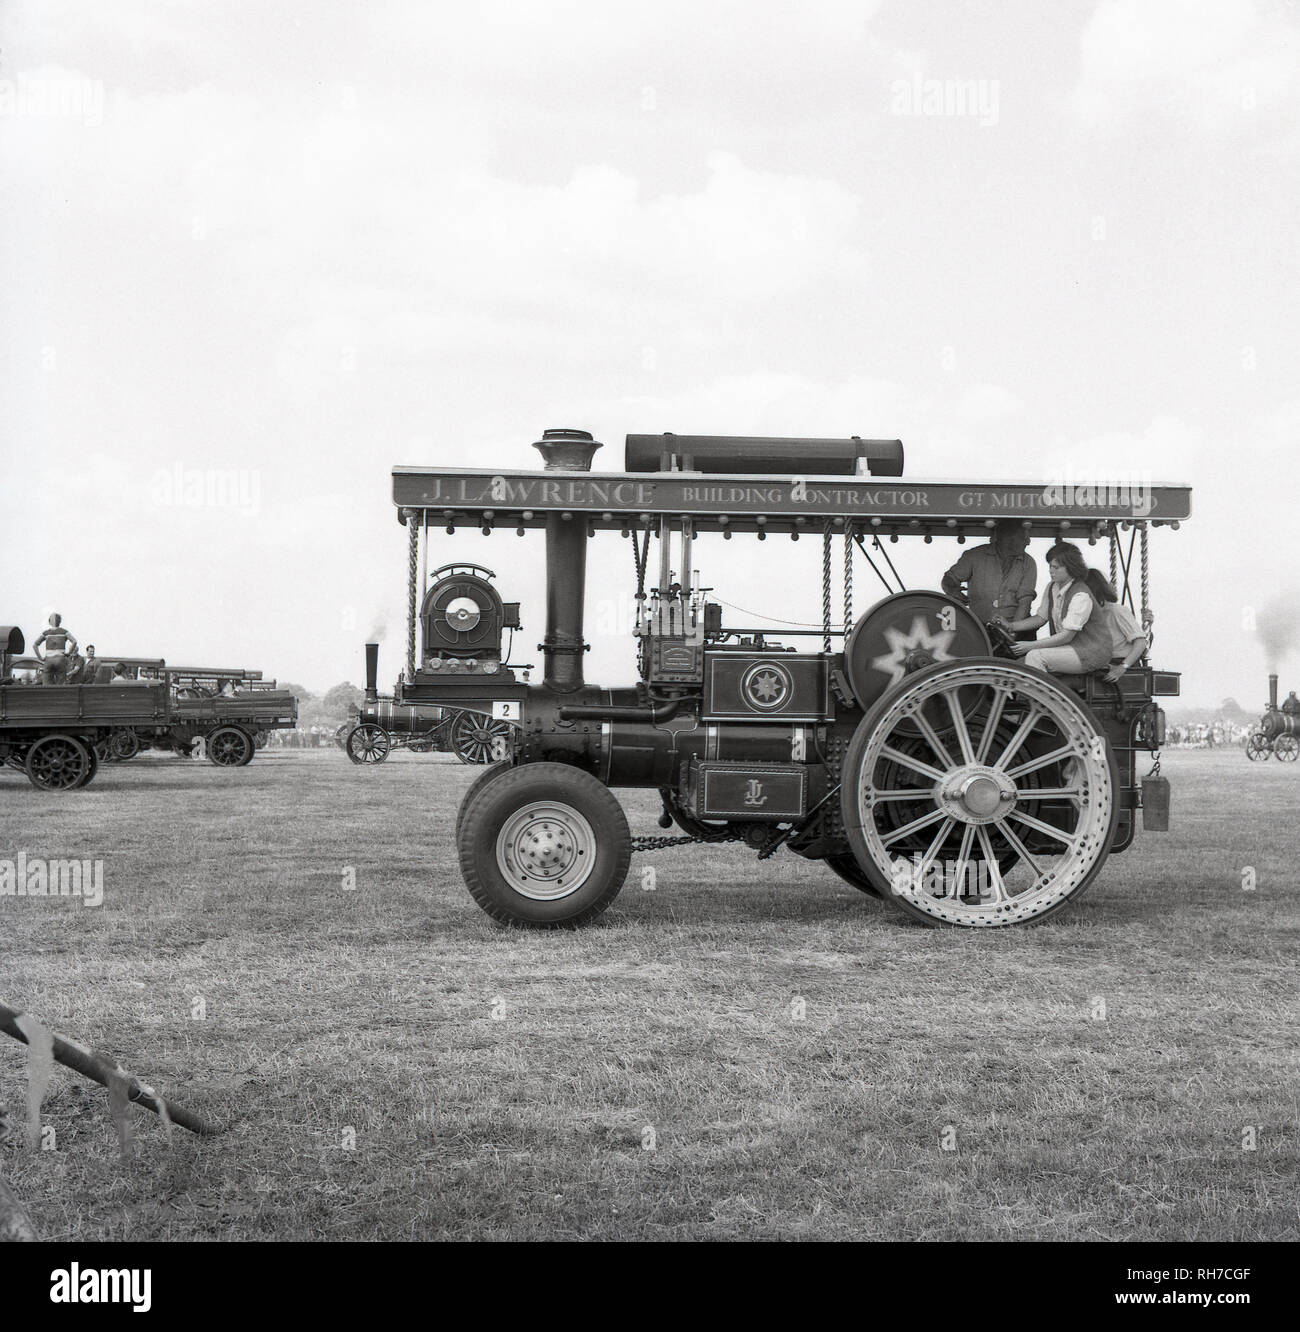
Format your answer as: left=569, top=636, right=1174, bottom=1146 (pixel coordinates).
left=208, top=726, right=254, bottom=767
left=26, top=735, right=93, bottom=791
left=450, top=711, right=515, bottom=765
left=458, top=762, right=631, bottom=927
left=73, top=742, right=100, bottom=789
left=109, top=729, right=140, bottom=761
left=1275, top=734, right=1298, bottom=762
left=346, top=723, right=390, bottom=765
left=841, top=657, right=1119, bottom=927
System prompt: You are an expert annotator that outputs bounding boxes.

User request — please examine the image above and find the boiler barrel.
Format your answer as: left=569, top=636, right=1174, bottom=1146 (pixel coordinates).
left=1261, top=711, right=1300, bottom=739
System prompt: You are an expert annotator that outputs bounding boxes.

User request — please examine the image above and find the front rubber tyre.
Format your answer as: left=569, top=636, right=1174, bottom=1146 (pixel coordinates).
left=457, top=762, right=631, bottom=927
left=455, top=761, right=515, bottom=840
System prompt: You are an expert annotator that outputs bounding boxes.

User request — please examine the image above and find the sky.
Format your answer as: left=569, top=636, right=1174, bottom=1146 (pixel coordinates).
left=2, top=0, right=1297, bottom=707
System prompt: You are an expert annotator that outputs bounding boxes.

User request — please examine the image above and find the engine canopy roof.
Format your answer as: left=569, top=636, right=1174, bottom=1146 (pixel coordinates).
left=392, top=464, right=1191, bottom=539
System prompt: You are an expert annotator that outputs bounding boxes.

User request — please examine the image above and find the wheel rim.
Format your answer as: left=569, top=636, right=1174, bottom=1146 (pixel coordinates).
left=495, top=800, right=596, bottom=900
left=850, top=663, right=1115, bottom=925
left=1276, top=735, right=1298, bottom=762
left=110, top=729, right=139, bottom=759
left=28, top=736, right=90, bottom=790
left=210, top=729, right=251, bottom=765
left=453, top=713, right=512, bottom=764
left=347, top=725, right=390, bottom=764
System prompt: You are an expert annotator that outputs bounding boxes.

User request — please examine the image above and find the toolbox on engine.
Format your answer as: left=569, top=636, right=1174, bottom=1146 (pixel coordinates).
left=702, top=651, right=829, bottom=722
left=687, top=758, right=808, bottom=821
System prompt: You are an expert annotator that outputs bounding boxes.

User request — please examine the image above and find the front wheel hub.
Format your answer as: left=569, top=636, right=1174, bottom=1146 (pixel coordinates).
left=936, top=764, right=1018, bottom=824
left=496, top=802, right=596, bottom=901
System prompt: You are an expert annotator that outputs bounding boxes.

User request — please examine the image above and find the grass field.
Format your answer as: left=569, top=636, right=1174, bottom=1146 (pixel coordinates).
left=1, top=746, right=1296, bottom=1241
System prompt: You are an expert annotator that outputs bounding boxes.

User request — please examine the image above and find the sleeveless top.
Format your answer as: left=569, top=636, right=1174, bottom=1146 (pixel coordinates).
left=1047, top=580, right=1112, bottom=671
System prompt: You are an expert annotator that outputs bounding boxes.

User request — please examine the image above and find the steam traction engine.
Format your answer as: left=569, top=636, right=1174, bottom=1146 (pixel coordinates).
left=346, top=564, right=518, bottom=765
left=369, top=429, right=1189, bottom=928
left=1245, top=675, right=1299, bottom=761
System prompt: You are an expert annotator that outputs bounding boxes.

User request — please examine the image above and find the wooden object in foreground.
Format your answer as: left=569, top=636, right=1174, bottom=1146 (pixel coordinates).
left=0, top=1001, right=221, bottom=1138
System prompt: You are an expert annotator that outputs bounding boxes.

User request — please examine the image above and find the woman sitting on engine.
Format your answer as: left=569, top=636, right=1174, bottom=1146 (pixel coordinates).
left=1084, top=569, right=1149, bottom=682
left=998, top=544, right=1112, bottom=675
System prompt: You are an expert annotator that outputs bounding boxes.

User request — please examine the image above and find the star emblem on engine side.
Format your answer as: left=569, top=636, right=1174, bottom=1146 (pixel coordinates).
left=868, top=615, right=958, bottom=686
left=741, top=661, right=793, bottom=711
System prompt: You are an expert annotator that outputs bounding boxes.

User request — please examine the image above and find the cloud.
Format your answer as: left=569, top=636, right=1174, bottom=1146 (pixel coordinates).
left=957, top=382, right=1025, bottom=424
left=1069, top=0, right=1300, bottom=130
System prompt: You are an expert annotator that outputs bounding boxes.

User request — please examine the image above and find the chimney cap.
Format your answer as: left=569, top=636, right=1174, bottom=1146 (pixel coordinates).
left=533, top=428, right=602, bottom=472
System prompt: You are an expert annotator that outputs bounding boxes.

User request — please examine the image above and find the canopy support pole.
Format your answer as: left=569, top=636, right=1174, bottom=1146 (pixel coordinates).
left=405, top=507, right=420, bottom=682
left=821, top=524, right=833, bottom=653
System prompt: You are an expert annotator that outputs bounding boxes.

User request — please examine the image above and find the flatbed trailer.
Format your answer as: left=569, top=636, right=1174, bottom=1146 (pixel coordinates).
left=0, top=630, right=297, bottom=780
left=0, top=682, right=170, bottom=791
left=87, top=659, right=296, bottom=762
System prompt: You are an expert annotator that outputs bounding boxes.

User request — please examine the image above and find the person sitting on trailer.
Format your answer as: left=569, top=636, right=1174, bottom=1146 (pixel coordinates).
left=1283, top=691, right=1300, bottom=717
left=218, top=677, right=238, bottom=697
left=33, top=613, right=78, bottom=684
left=109, top=662, right=147, bottom=686
left=64, top=646, right=86, bottom=682
left=999, top=544, right=1111, bottom=676
left=941, top=519, right=1036, bottom=628
left=1083, top=570, right=1149, bottom=682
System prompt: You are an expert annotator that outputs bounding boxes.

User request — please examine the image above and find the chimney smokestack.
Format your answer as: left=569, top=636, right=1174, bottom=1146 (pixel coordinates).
left=1269, top=673, right=1278, bottom=712
left=366, top=643, right=379, bottom=702
left=532, top=429, right=601, bottom=692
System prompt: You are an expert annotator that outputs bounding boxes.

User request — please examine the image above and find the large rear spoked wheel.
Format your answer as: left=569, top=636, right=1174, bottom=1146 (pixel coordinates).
left=457, top=763, right=631, bottom=927
left=1275, top=734, right=1298, bottom=762
left=842, top=658, right=1119, bottom=927
left=822, top=852, right=887, bottom=900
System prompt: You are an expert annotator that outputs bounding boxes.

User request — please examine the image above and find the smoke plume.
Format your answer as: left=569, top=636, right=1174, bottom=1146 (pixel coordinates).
left=1257, top=595, right=1300, bottom=670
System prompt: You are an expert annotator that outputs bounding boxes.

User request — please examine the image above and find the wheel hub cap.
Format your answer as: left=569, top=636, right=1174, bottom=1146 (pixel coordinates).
left=496, top=802, right=596, bottom=901
left=937, top=764, right=1018, bottom=824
